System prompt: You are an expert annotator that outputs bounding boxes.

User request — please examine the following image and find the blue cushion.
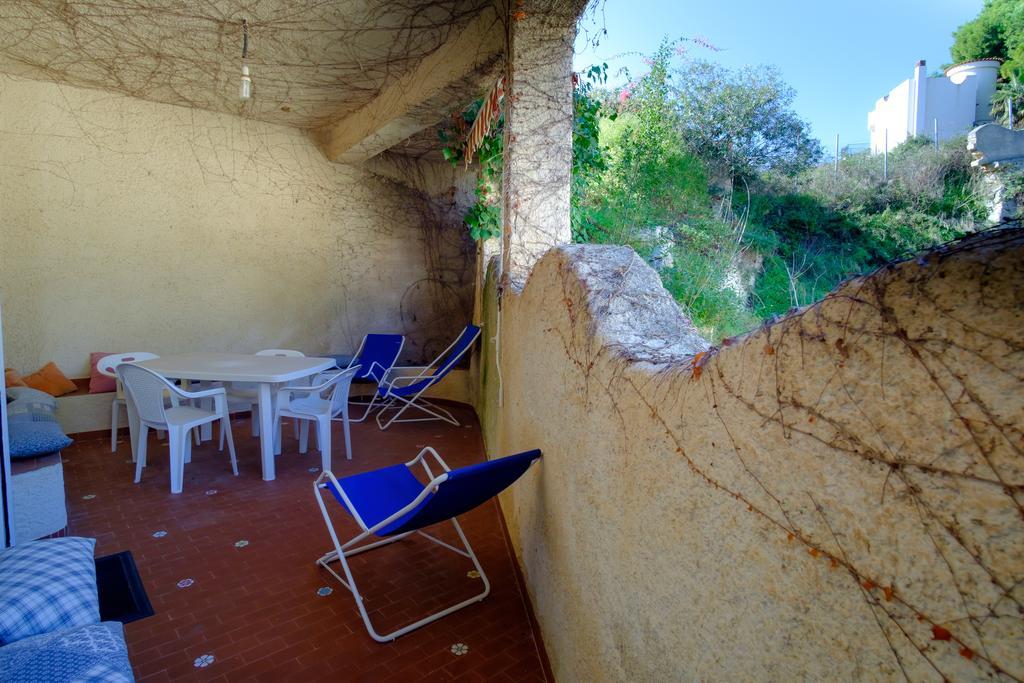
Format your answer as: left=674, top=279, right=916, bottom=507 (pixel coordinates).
left=8, top=422, right=73, bottom=458
left=5, top=387, right=58, bottom=408
left=0, top=537, right=100, bottom=644
left=0, top=621, right=133, bottom=682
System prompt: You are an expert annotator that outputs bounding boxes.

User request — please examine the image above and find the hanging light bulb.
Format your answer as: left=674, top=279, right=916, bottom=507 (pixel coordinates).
left=239, top=19, right=252, bottom=100
left=240, top=64, right=252, bottom=100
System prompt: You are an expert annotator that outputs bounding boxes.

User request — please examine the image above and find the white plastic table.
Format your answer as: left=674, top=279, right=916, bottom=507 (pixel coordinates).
left=134, top=353, right=335, bottom=481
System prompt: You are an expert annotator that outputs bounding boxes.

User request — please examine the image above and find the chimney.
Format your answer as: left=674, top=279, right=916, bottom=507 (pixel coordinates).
left=911, top=60, right=927, bottom=137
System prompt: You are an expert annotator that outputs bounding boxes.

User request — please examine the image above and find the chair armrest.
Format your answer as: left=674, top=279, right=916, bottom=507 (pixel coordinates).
left=280, top=371, right=343, bottom=394
left=172, top=385, right=227, bottom=400
left=406, top=446, right=452, bottom=479
left=366, top=361, right=391, bottom=383
left=382, top=366, right=435, bottom=388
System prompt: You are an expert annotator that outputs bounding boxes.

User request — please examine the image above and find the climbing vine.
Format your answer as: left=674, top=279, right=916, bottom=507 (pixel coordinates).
left=438, top=64, right=613, bottom=241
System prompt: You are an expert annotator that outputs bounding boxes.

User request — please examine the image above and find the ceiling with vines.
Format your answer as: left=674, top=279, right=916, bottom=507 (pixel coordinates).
left=0, top=0, right=495, bottom=130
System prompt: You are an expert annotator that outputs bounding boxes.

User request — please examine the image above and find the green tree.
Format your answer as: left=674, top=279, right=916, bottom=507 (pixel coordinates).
left=670, top=60, right=823, bottom=179
left=951, top=0, right=1024, bottom=79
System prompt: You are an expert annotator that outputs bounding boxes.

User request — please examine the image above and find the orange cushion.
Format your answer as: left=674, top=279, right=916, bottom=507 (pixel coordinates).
left=5, top=368, right=27, bottom=388
left=22, top=362, right=79, bottom=397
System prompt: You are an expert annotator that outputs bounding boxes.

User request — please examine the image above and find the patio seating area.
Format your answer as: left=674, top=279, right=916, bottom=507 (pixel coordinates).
left=60, top=405, right=549, bottom=682
left=1, top=0, right=1021, bottom=681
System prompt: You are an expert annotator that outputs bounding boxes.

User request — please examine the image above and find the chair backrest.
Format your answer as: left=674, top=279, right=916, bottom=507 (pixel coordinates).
left=349, top=334, right=404, bottom=382
left=116, top=364, right=175, bottom=426
left=387, top=325, right=481, bottom=398
left=96, top=352, right=160, bottom=378
left=379, top=449, right=541, bottom=536
left=256, top=349, right=305, bottom=357
left=311, top=366, right=361, bottom=416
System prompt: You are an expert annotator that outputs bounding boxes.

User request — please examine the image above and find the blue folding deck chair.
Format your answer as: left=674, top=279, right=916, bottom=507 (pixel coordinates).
left=313, top=447, right=542, bottom=642
left=343, top=333, right=405, bottom=423
left=374, top=324, right=481, bottom=430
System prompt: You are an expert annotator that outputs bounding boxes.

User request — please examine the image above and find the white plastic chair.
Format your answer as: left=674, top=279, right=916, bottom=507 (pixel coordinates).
left=273, top=366, right=360, bottom=471
left=97, top=352, right=160, bottom=453
left=117, top=364, right=238, bottom=494
left=225, top=349, right=306, bottom=438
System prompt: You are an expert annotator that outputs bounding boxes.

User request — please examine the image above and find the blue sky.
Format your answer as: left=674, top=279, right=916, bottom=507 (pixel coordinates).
left=573, top=0, right=984, bottom=151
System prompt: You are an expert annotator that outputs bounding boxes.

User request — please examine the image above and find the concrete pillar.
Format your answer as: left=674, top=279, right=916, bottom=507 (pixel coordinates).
left=501, top=0, right=586, bottom=289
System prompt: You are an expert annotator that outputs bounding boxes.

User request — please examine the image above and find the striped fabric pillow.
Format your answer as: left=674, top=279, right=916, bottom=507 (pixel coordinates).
left=0, top=537, right=100, bottom=644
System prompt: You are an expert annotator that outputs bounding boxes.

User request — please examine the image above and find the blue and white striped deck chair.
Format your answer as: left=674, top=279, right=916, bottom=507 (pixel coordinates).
left=343, top=333, right=405, bottom=423
left=313, top=447, right=542, bottom=642
left=374, top=324, right=481, bottom=430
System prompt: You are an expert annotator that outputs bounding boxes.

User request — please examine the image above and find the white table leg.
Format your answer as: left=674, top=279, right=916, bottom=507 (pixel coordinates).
left=257, top=382, right=276, bottom=481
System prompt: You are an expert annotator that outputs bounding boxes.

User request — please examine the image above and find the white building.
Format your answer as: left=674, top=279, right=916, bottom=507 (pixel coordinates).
left=867, top=59, right=1000, bottom=154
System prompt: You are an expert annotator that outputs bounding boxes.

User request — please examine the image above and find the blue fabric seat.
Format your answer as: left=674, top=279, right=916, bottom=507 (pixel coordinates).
left=314, top=447, right=542, bottom=641
left=328, top=448, right=542, bottom=536
left=373, top=325, right=481, bottom=430
left=377, top=326, right=479, bottom=399
left=326, top=465, right=425, bottom=533
left=343, top=333, right=405, bottom=424
left=349, top=334, right=404, bottom=383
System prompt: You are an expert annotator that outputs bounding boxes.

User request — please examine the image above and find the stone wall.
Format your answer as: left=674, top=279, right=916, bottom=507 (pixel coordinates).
left=0, top=75, right=473, bottom=377
left=478, top=229, right=1023, bottom=681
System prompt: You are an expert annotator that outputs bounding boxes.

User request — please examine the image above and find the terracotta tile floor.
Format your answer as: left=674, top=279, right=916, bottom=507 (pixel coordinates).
left=61, top=404, right=549, bottom=682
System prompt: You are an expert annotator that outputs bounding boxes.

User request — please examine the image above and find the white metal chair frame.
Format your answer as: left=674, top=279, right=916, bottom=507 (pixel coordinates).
left=312, top=447, right=489, bottom=642
left=344, top=335, right=405, bottom=424
left=96, top=352, right=160, bottom=453
left=374, top=328, right=481, bottom=431
left=272, top=366, right=360, bottom=469
left=117, top=364, right=238, bottom=494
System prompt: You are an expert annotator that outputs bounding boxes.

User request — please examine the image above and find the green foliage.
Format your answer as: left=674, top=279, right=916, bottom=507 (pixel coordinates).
left=670, top=60, right=823, bottom=177
left=443, top=36, right=985, bottom=342
left=991, top=76, right=1024, bottom=127
left=951, top=0, right=1024, bottom=79
left=741, top=136, right=979, bottom=320
left=659, top=222, right=760, bottom=338
left=574, top=42, right=757, bottom=339
left=440, top=100, right=504, bottom=240
left=571, top=65, right=615, bottom=241
left=441, top=66, right=611, bottom=242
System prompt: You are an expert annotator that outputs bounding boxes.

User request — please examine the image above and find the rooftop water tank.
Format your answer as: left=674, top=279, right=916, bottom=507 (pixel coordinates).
left=945, top=59, right=1002, bottom=124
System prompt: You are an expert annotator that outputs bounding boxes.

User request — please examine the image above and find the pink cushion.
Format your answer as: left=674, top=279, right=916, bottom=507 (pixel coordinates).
left=88, top=352, right=117, bottom=394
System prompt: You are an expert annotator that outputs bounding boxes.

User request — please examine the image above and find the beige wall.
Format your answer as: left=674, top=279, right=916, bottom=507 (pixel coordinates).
left=0, top=75, right=472, bottom=378
left=479, top=232, right=1023, bottom=681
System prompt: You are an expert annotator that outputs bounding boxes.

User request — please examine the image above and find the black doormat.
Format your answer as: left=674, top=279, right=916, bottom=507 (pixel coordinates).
left=95, top=550, right=154, bottom=624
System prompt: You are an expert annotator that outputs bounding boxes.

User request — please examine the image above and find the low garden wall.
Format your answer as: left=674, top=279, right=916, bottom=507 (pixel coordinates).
left=479, top=229, right=1023, bottom=681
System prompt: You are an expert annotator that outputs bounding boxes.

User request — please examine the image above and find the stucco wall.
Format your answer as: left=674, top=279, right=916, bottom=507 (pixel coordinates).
left=479, top=230, right=1023, bottom=681
left=0, top=75, right=472, bottom=378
